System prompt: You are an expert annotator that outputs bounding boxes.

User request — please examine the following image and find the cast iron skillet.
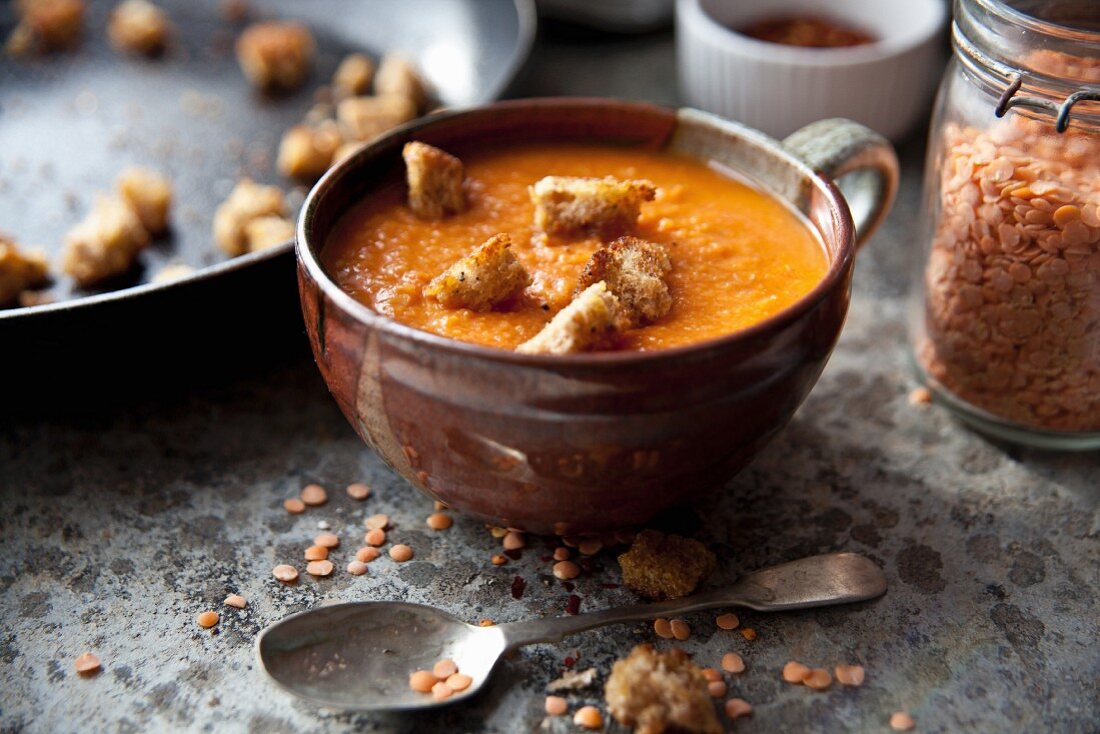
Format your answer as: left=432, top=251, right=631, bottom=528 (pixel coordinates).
left=0, top=0, right=534, bottom=401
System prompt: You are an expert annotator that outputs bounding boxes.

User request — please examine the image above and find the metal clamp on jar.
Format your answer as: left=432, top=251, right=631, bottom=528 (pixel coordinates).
left=912, top=0, right=1100, bottom=449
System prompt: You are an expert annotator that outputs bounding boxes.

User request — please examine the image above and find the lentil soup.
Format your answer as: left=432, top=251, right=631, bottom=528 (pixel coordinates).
left=323, top=143, right=828, bottom=351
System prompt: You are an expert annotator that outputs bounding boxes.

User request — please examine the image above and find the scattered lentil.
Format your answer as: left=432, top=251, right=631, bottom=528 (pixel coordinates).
left=314, top=532, right=340, bottom=548
left=553, top=547, right=570, bottom=561
left=197, top=611, right=219, bottom=629
left=670, top=618, right=691, bottom=641
left=75, top=652, right=101, bottom=675
left=347, top=560, right=368, bottom=576
left=409, top=670, right=437, bottom=693
left=300, top=484, right=327, bottom=506
left=701, top=668, right=721, bottom=682
left=304, top=545, right=328, bottom=561
left=908, top=387, right=932, bottom=406
left=356, top=546, right=381, bottom=563
left=545, top=695, right=568, bottom=716
left=553, top=560, right=580, bottom=580
left=223, top=594, right=246, bottom=609
left=707, top=680, right=728, bottom=698
left=446, top=673, right=472, bottom=692
left=741, top=627, right=757, bottom=641
left=502, top=531, right=526, bottom=551
left=491, top=554, right=507, bottom=566
left=802, top=668, right=832, bottom=690
left=426, top=512, right=453, bottom=530
left=721, top=652, right=745, bottom=674
left=364, top=528, right=386, bottom=546
left=653, top=618, right=673, bottom=639
left=890, top=712, right=916, bottom=731
left=272, top=564, right=298, bottom=583
left=390, top=544, right=413, bottom=562
left=283, top=498, right=305, bottom=514
left=715, top=612, right=739, bottom=630
left=364, top=513, right=389, bottom=530
left=573, top=705, right=603, bottom=730
left=433, top=659, right=458, bottom=679
left=488, top=525, right=508, bottom=539
left=431, top=681, right=452, bottom=700
left=725, top=698, right=753, bottom=720
left=835, top=664, right=865, bottom=686
left=479, top=619, right=495, bottom=627
left=577, top=538, right=603, bottom=555
left=346, top=482, right=370, bottom=500
left=306, top=559, right=334, bottom=577
left=783, top=661, right=810, bottom=684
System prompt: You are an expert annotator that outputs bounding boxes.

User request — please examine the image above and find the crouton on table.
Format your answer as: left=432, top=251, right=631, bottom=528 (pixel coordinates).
left=212, top=179, right=286, bottom=256
left=333, top=52, right=374, bottom=97
left=424, top=233, right=530, bottom=311
left=234, top=21, right=314, bottom=91
left=336, top=95, right=416, bottom=142
left=403, top=141, right=466, bottom=220
left=108, top=0, right=170, bottom=56
left=0, top=236, right=50, bottom=305
left=116, top=166, right=173, bottom=235
left=605, top=644, right=722, bottom=734
left=578, top=235, right=671, bottom=326
left=617, top=529, right=715, bottom=600
left=61, top=195, right=150, bottom=286
left=529, top=175, right=656, bottom=237
left=244, top=215, right=295, bottom=252
left=277, top=121, right=341, bottom=182
left=516, top=281, right=621, bottom=355
left=374, top=53, right=427, bottom=110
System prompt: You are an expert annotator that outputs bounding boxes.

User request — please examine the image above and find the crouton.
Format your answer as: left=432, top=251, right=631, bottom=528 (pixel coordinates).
left=530, top=176, right=657, bottom=237
left=374, top=53, right=427, bottom=110
left=116, top=166, right=173, bottom=235
left=6, top=0, right=84, bottom=55
left=336, top=94, right=417, bottom=142
left=212, top=179, right=286, bottom=256
left=403, top=141, right=466, bottom=219
left=333, top=141, right=365, bottom=164
left=61, top=195, right=150, bottom=286
left=108, top=0, right=170, bottom=56
left=0, top=236, right=50, bottom=306
left=578, top=236, right=671, bottom=326
left=151, top=262, right=194, bottom=283
left=605, top=645, right=722, bottom=734
left=234, top=21, right=314, bottom=91
left=244, top=215, right=294, bottom=252
left=277, top=121, right=341, bottom=182
left=333, top=52, right=374, bottom=97
left=424, top=234, right=530, bottom=311
left=617, top=529, right=715, bottom=600
left=516, top=281, right=622, bottom=355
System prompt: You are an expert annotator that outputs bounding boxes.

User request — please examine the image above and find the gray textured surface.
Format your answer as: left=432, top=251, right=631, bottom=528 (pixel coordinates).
left=3, top=24, right=1100, bottom=734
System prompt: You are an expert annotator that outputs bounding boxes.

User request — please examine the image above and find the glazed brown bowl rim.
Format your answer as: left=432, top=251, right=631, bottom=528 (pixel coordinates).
left=296, top=97, right=856, bottom=367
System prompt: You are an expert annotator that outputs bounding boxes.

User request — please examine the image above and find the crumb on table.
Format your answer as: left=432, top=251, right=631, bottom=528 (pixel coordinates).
left=61, top=195, right=149, bottom=286
left=244, top=215, right=294, bottom=252
left=6, top=0, right=85, bottom=55
left=605, top=644, right=722, bottom=734
left=0, top=236, right=50, bottom=306
left=617, top=529, right=715, bottom=600
left=336, top=95, right=416, bottom=142
left=374, top=52, right=426, bottom=110
left=108, top=0, right=170, bottom=56
left=333, top=53, right=375, bottom=97
left=116, top=166, right=173, bottom=235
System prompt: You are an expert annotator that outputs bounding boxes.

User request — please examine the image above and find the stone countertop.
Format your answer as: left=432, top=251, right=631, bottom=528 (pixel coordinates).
left=3, top=24, right=1098, bottom=734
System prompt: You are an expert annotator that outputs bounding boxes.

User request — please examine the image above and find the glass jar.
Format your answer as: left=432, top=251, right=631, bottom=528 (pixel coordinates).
left=912, top=0, right=1100, bottom=449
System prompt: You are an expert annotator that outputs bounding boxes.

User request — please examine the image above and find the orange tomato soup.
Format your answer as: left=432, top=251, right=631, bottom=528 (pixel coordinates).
left=323, top=143, right=828, bottom=351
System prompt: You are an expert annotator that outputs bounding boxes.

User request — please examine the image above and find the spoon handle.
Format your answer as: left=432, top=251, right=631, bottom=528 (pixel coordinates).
left=497, top=552, right=885, bottom=650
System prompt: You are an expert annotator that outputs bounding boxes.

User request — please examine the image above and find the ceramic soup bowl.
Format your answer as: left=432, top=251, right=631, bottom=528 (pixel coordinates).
left=296, top=98, right=897, bottom=534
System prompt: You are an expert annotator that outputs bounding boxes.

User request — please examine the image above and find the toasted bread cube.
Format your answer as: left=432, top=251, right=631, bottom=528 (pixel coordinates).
left=234, top=21, right=314, bottom=91
left=617, top=529, right=715, bottom=600
left=244, top=215, right=294, bottom=252
left=530, top=176, right=657, bottom=237
left=403, top=141, right=466, bottom=220
left=7, top=0, right=84, bottom=54
left=213, top=179, right=286, bottom=256
left=61, top=195, right=150, bottom=286
left=116, top=166, right=173, bottom=235
left=336, top=94, right=416, bottom=142
left=578, top=236, right=671, bottom=326
left=277, top=121, right=341, bottom=182
left=333, top=52, right=374, bottom=97
left=151, top=262, right=194, bottom=283
left=374, top=53, right=426, bottom=110
left=605, top=645, right=722, bottom=734
left=0, top=236, right=50, bottom=306
left=333, top=140, right=366, bottom=164
left=108, top=0, right=170, bottom=56
left=424, top=234, right=530, bottom=311
left=517, top=281, right=621, bottom=355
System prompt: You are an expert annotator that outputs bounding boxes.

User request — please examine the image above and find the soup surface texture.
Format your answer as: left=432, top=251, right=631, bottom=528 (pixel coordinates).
left=324, top=144, right=827, bottom=351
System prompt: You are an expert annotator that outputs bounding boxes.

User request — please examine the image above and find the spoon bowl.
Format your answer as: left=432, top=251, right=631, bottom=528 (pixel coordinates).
left=257, top=552, right=886, bottom=711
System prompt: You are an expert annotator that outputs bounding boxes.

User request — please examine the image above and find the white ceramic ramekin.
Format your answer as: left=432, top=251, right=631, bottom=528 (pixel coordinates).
left=677, top=0, right=947, bottom=141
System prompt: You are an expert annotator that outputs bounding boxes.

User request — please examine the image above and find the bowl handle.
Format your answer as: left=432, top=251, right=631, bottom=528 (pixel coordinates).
left=783, top=119, right=899, bottom=249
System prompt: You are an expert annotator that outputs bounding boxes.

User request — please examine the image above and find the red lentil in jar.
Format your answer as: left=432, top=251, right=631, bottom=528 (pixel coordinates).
left=914, top=0, right=1100, bottom=446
